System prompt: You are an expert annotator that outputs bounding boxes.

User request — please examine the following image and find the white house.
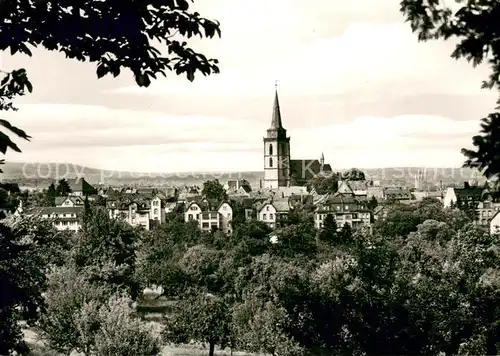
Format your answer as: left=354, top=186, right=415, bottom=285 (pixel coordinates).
left=443, top=187, right=458, bottom=208
left=39, top=206, right=84, bottom=232
left=490, top=211, right=500, bottom=235
left=150, top=195, right=165, bottom=224
left=184, top=200, right=233, bottom=234
left=257, top=201, right=290, bottom=229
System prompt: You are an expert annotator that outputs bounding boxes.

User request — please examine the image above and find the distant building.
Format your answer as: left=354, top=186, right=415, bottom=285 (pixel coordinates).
left=314, top=192, right=371, bottom=231
left=39, top=206, right=84, bottom=232
left=66, top=178, right=97, bottom=196
left=490, top=211, right=500, bottom=235
left=443, top=181, right=485, bottom=209
left=184, top=198, right=233, bottom=234
left=257, top=201, right=290, bottom=229
left=261, top=87, right=332, bottom=189
left=106, top=192, right=167, bottom=230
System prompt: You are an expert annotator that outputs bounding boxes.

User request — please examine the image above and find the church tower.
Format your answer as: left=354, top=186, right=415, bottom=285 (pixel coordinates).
left=263, top=85, right=291, bottom=189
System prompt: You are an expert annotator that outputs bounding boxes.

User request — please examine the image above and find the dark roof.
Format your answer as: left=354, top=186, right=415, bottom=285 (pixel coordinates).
left=40, top=206, right=84, bottom=214
left=326, top=193, right=357, bottom=204
left=288, top=194, right=313, bottom=206
left=455, top=187, right=483, bottom=199
left=185, top=199, right=228, bottom=212
left=290, top=159, right=325, bottom=185
left=66, top=178, right=97, bottom=195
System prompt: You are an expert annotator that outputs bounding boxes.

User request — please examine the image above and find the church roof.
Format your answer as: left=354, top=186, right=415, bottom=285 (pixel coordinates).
left=270, top=89, right=283, bottom=129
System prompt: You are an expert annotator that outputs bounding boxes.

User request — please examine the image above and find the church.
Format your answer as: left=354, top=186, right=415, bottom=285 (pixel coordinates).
left=261, top=87, right=332, bottom=189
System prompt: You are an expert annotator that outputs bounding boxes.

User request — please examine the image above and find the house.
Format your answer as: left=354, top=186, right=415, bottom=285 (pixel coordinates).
left=150, top=195, right=166, bottom=225
left=257, top=200, right=290, bottom=229
left=385, top=187, right=412, bottom=203
left=367, top=186, right=385, bottom=200
left=288, top=194, right=314, bottom=209
left=314, top=193, right=371, bottom=230
left=477, top=199, right=500, bottom=228
left=67, top=178, right=97, bottom=196
left=225, top=179, right=252, bottom=194
left=184, top=199, right=233, bottom=234
left=490, top=211, right=500, bottom=235
left=107, top=200, right=151, bottom=230
left=164, top=202, right=177, bottom=215
left=39, top=206, right=84, bottom=232
left=443, top=182, right=484, bottom=209
left=55, top=196, right=84, bottom=207
left=337, top=180, right=368, bottom=200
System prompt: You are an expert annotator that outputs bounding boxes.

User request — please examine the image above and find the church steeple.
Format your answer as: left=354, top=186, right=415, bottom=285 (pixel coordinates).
left=263, top=81, right=291, bottom=189
left=270, top=86, right=283, bottom=129
left=267, top=81, right=287, bottom=139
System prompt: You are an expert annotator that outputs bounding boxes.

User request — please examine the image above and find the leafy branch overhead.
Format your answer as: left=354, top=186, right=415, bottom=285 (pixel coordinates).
left=0, top=0, right=221, bottom=86
left=0, top=0, right=221, bottom=162
left=400, top=0, right=500, bottom=179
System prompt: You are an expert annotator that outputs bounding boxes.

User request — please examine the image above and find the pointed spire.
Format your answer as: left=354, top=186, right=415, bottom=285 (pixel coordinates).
left=270, top=81, right=283, bottom=129
left=320, top=152, right=325, bottom=166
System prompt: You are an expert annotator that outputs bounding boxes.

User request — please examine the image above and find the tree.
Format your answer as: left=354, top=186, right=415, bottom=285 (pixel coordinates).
left=45, top=182, right=57, bottom=206
left=341, top=168, right=366, bottom=181
left=0, top=0, right=221, bottom=169
left=399, top=0, right=500, bottom=178
left=339, top=223, right=352, bottom=244
left=164, top=292, right=232, bottom=356
left=367, top=196, right=378, bottom=210
left=40, top=266, right=160, bottom=355
left=56, top=179, right=72, bottom=196
left=93, top=295, right=161, bottom=356
left=73, top=206, right=141, bottom=298
left=308, top=174, right=339, bottom=194
left=319, top=214, right=338, bottom=245
left=0, top=217, right=50, bottom=355
left=202, top=179, right=227, bottom=201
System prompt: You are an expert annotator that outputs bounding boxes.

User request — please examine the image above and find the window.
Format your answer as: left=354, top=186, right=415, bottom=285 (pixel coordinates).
left=154, top=208, right=158, bottom=215
left=222, top=205, right=227, bottom=210
left=269, top=144, right=273, bottom=155
left=269, top=157, right=273, bottom=168
left=188, top=214, right=193, bottom=220
left=263, top=213, right=267, bottom=220
left=270, top=213, right=274, bottom=220
left=202, top=222, right=209, bottom=228
left=266, top=206, right=270, bottom=211
left=228, top=213, right=231, bottom=219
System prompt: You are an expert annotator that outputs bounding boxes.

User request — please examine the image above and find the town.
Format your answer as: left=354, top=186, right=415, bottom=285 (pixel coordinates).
left=3, top=0, right=500, bottom=355
left=4, top=88, right=499, bottom=237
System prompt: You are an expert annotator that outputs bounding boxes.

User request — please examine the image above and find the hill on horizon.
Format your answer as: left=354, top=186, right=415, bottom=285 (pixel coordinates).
left=0, top=161, right=485, bottom=189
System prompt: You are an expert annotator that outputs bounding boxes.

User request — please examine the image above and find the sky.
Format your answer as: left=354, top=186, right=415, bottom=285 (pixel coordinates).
left=0, top=0, right=497, bottom=173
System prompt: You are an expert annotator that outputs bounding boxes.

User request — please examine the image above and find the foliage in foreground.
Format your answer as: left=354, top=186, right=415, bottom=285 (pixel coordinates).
left=0, top=0, right=221, bottom=169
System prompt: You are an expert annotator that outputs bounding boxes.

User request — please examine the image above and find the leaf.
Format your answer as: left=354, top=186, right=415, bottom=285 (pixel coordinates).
left=0, top=120, right=31, bottom=140
left=96, top=64, right=108, bottom=79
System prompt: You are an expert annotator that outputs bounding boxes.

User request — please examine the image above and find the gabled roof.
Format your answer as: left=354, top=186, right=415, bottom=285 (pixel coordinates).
left=185, top=199, right=230, bottom=212
left=325, top=193, right=357, bottom=204
left=337, top=181, right=354, bottom=195
left=55, top=196, right=84, bottom=206
left=259, top=200, right=290, bottom=213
